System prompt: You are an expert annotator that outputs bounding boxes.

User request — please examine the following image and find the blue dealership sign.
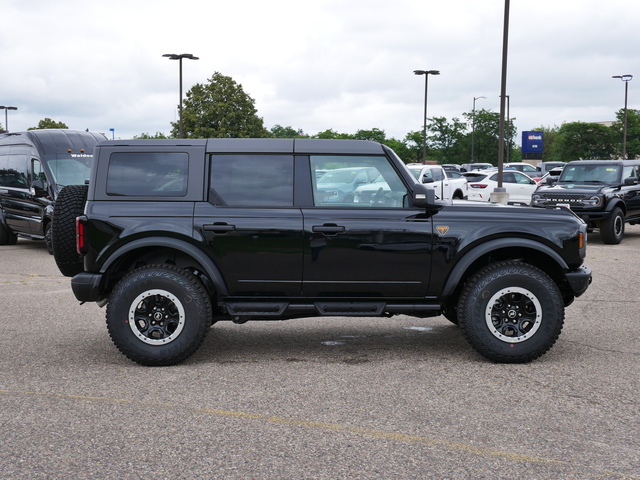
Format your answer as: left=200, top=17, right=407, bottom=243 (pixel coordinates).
left=522, top=131, right=544, bottom=153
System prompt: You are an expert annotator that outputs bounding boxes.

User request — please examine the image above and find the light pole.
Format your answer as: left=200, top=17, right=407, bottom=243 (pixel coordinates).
left=612, top=74, right=633, bottom=159
left=471, top=96, right=486, bottom=163
left=0, top=106, right=17, bottom=133
left=163, top=53, right=199, bottom=139
left=414, top=69, right=440, bottom=162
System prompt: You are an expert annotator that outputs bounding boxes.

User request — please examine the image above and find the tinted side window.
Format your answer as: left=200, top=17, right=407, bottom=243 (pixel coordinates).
left=0, top=154, right=28, bottom=188
left=210, top=155, right=293, bottom=207
left=431, top=168, right=445, bottom=181
left=107, top=152, right=188, bottom=197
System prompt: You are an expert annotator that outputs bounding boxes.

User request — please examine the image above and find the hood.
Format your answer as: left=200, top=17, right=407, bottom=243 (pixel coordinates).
left=536, top=182, right=608, bottom=194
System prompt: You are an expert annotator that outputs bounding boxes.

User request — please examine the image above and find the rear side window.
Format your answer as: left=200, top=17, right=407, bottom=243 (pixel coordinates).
left=210, top=154, right=293, bottom=206
left=107, top=152, right=188, bottom=196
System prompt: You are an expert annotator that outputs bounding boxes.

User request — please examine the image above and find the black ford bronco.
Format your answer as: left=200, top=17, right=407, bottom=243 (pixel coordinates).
left=53, top=138, right=592, bottom=366
left=532, top=159, right=640, bottom=244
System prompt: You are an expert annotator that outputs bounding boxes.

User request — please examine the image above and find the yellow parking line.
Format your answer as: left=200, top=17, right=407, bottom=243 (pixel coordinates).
left=1, top=389, right=637, bottom=479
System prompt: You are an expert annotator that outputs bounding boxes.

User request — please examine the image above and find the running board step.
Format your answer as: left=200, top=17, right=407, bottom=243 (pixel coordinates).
left=315, top=302, right=385, bottom=316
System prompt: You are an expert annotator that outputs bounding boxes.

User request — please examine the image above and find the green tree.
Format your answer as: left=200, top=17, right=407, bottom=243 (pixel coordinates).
left=353, top=128, right=386, bottom=143
left=403, top=130, right=427, bottom=163
left=134, top=132, right=170, bottom=139
left=552, top=122, right=616, bottom=161
left=28, top=118, right=69, bottom=130
left=270, top=125, right=304, bottom=138
left=461, top=109, right=516, bottom=165
left=529, top=125, right=560, bottom=161
left=610, top=109, right=640, bottom=159
left=173, top=72, right=269, bottom=138
left=312, top=129, right=353, bottom=140
left=427, top=116, right=468, bottom=164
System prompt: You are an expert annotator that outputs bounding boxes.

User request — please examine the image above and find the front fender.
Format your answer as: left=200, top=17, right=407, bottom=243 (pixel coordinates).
left=441, top=238, right=569, bottom=297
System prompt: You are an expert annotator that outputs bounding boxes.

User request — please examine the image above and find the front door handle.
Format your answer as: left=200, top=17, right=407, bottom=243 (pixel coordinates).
left=312, top=224, right=345, bottom=235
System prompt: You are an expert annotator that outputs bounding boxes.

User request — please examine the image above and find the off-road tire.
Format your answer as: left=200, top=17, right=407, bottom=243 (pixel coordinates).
left=45, top=222, right=53, bottom=255
left=457, top=261, right=564, bottom=363
left=106, top=265, right=213, bottom=366
left=600, top=207, right=624, bottom=245
left=52, top=185, right=88, bottom=277
left=0, top=222, right=18, bottom=245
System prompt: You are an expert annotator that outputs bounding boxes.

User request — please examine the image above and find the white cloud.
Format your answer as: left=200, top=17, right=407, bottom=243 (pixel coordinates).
left=1, top=0, right=637, bottom=142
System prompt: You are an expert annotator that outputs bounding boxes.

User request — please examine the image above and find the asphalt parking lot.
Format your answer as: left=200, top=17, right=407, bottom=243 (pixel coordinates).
left=0, top=227, right=638, bottom=479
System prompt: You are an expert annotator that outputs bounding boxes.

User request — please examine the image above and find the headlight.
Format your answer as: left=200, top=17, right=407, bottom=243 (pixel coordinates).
left=584, top=195, right=603, bottom=207
left=531, top=194, right=543, bottom=206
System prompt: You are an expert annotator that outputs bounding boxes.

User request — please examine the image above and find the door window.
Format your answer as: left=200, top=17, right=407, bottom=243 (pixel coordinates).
left=311, top=155, right=407, bottom=207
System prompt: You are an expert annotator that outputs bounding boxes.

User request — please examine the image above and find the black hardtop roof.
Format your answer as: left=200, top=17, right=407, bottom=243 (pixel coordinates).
left=566, top=159, right=640, bottom=166
left=97, top=138, right=386, bottom=155
left=0, top=129, right=106, bottom=155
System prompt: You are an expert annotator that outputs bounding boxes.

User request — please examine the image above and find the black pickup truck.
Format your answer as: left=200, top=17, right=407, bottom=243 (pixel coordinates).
left=532, top=159, right=640, bottom=244
left=52, top=138, right=592, bottom=366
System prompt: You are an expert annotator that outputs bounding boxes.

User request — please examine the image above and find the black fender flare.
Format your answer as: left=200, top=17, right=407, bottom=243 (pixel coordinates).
left=441, top=238, right=569, bottom=298
left=100, top=237, right=229, bottom=296
left=604, top=197, right=626, bottom=214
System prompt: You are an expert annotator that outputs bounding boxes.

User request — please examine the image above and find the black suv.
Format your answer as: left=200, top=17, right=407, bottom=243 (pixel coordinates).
left=0, top=129, right=105, bottom=252
left=532, top=159, right=640, bottom=244
left=54, top=138, right=592, bottom=366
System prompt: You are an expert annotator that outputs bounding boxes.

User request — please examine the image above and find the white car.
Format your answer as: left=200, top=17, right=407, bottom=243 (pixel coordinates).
left=407, top=164, right=467, bottom=200
left=463, top=169, right=538, bottom=205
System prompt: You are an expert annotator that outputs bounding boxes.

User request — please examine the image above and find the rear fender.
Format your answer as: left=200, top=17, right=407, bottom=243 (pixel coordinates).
left=99, top=237, right=229, bottom=296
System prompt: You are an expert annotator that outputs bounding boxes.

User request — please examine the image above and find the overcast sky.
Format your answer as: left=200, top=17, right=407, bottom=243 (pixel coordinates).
left=1, top=0, right=637, bottom=145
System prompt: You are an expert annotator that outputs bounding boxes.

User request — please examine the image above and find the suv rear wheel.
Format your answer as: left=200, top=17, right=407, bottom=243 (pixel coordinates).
left=106, top=265, right=213, bottom=366
left=457, top=261, right=564, bottom=363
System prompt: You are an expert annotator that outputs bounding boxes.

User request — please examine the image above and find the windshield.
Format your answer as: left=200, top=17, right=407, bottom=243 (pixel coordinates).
left=45, top=154, right=93, bottom=186
left=559, top=164, right=621, bottom=184
left=409, top=168, right=421, bottom=180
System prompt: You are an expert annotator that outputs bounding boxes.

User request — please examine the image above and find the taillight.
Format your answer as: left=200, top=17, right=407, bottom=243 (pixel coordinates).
left=76, top=216, right=88, bottom=255
left=469, top=184, right=488, bottom=189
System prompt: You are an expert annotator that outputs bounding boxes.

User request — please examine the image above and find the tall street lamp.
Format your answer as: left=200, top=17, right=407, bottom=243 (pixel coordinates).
left=163, top=53, right=199, bottom=139
left=414, top=69, right=440, bottom=162
left=612, top=74, right=633, bottom=159
left=471, top=96, right=486, bottom=163
left=0, top=106, right=17, bottom=133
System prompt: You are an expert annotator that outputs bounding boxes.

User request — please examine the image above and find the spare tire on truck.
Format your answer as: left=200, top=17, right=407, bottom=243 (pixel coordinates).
left=52, top=185, right=88, bottom=277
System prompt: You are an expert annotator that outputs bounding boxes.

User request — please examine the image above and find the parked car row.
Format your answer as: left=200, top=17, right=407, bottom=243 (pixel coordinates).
left=462, top=169, right=538, bottom=205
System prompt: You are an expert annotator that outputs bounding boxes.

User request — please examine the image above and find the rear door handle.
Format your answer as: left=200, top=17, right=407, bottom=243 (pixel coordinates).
left=312, top=224, right=345, bottom=235
left=203, top=223, right=236, bottom=233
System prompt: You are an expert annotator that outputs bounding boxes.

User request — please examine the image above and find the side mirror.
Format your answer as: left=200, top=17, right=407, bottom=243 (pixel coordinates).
left=624, top=177, right=637, bottom=185
left=411, top=183, right=435, bottom=208
left=421, top=177, right=435, bottom=184
left=31, top=180, right=47, bottom=197
left=546, top=176, right=558, bottom=185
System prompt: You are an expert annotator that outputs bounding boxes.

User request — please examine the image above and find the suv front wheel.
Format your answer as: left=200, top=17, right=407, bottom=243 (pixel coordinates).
left=106, top=265, right=213, bottom=366
left=600, top=207, right=624, bottom=245
left=457, top=261, right=564, bottom=363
